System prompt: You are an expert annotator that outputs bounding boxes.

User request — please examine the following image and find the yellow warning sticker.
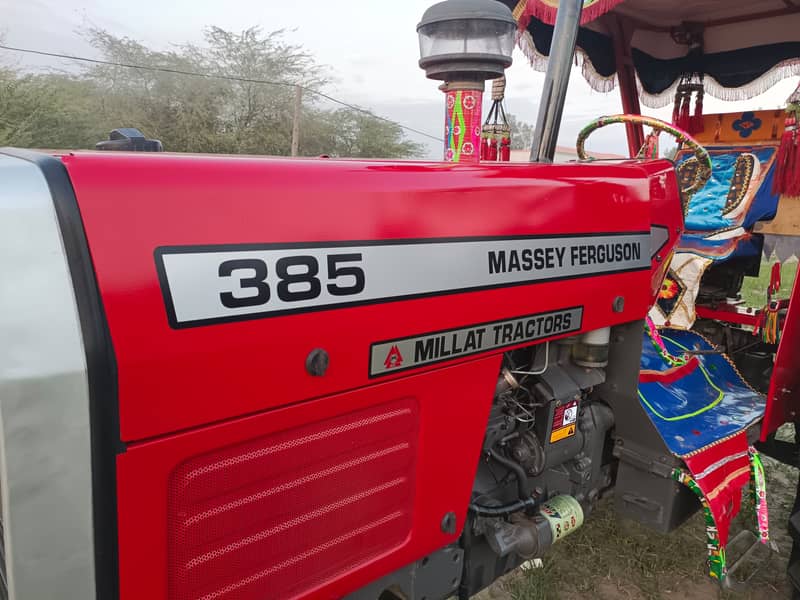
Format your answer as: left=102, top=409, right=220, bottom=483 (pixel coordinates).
left=550, top=424, right=576, bottom=443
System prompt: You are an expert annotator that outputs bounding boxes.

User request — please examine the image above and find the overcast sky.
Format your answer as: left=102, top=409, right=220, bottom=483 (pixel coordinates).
left=2, top=0, right=798, bottom=157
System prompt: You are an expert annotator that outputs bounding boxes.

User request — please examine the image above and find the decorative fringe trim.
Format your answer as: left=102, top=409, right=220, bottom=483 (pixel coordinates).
left=515, top=30, right=800, bottom=108
left=512, top=0, right=529, bottom=24
left=748, top=447, right=770, bottom=545
left=672, top=449, right=770, bottom=582
left=518, top=0, right=626, bottom=29
left=641, top=59, right=800, bottom=108
left=580, top=51, right=617, bottom=94
left=516, top=30, right=548, bottom=72
left=516, top=29, right=617, bottom=94
left=672, top=469, right=728, bottom=581
left=638, top=79, right=677, bottom=109
left=645, top=316, right=688, bottom=367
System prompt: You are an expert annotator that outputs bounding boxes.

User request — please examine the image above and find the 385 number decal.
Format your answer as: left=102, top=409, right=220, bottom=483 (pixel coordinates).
left=156, top=232, right=650, bottom=328
left=219, top=259, right=270, bottom=308
left=218, top=253, right=365, bottom=308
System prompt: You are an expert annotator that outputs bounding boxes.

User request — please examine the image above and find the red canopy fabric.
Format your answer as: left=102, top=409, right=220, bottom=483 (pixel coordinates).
left=514, top=0, right=624, bottom=29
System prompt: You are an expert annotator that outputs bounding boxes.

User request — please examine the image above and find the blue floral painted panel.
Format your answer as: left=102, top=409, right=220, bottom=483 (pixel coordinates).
left=676, top=146, right=776, bottom=232
left=732, top=112, right=763, bottom=138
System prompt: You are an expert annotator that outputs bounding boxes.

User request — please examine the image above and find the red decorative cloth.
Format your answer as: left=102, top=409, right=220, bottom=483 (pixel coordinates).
left=683, top=432, right=751, bottom=548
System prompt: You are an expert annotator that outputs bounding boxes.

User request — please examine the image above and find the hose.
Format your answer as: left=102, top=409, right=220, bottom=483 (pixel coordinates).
left=468, top=497, right=536, bottom=517
left=488, top=448, right=531, bottom=500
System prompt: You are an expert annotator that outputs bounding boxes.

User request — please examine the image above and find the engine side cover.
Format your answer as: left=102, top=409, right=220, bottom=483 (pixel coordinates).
left=55, top=153, right=681, bottom=600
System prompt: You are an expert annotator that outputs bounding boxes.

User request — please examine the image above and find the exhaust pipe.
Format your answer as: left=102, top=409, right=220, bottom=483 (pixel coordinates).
left=529, top=0, right=583, bottom=162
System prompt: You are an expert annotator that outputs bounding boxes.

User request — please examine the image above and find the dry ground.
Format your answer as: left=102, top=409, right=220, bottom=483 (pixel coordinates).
left=476, top=433, right=796, bottom=600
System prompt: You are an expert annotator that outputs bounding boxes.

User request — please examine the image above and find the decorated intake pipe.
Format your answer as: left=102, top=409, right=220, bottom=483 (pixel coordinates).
left=443, top=81, right=483, bottom=163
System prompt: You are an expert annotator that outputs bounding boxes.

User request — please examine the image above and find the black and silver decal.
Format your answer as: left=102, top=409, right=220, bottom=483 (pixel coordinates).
left=370, top=306, right=583, bottom=377
left=156, top=233, right=648, bottom=328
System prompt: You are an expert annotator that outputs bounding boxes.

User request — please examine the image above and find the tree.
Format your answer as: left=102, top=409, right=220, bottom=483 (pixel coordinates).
left=81, top=26, right=297, bottom=154
left=0, top=70, right=104, bottom=148
left=507, top=113, right=534, bottom=150
left=0, top=27, right=423, bottom=158
left=301, top=107, right=422, bottom=158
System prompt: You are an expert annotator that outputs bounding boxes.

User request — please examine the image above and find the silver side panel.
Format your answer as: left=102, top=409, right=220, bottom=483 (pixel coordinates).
left=0, top=155, right=96, bottom=599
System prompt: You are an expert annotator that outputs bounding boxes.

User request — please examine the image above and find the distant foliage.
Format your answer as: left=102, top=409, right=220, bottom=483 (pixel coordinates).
left=0, top=27, right=423, bottom=158
left=507, top=113, right=534, bottom=151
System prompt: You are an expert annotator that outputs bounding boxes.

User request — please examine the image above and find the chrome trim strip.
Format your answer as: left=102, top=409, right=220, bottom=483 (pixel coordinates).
left=0, top=154, right=96, bottom=599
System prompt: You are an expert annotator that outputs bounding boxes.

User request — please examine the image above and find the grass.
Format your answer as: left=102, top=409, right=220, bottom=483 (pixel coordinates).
left=740, top=257, right=798, bottom=308
left=502, top=501, right=711, bottom=600
left=474, top=256, right=800, bottom=599
left=479, top=435, right=798, bottom=600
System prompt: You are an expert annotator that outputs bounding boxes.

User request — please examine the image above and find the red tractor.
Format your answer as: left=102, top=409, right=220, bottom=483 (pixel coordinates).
left=0, top=1, right=799, bottom=599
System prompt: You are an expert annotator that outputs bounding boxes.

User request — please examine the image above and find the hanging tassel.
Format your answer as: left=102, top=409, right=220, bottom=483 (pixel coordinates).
left=773, top=111, right=798, bottom=197
left=481, top=76, right=511, bottom=163
left=756, top=262, right=782, bottom=344
left=787, top=114, right=800, bottom=197
left=678, top=94, right=691, bottom=131
left=761, top=304, right=780, bottom=344
left=672, top=88, right=682, bottom=127
left=769, top=262, right=782, bottom=296
left=791, top=121, right=800, bottom=197
left=500, top=134, right=511, bottom=162
left=673, top=77, right=705, bottom=134
left=487, top=137, right=498, bottom=161
left=773, top=82, right=800, bottom=198
left=690, top=87, right=704, bottom=135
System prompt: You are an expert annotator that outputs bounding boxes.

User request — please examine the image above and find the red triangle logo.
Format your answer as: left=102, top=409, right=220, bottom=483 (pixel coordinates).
left=384, top=345, right=404, bottom=369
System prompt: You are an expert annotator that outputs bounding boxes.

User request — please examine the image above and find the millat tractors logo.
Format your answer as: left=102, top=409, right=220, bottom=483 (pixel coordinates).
left=383, top=345, right=404, bottom=369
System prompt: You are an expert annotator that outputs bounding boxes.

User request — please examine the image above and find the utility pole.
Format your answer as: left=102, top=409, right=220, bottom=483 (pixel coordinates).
left=291, top=85, right=302, bottom=157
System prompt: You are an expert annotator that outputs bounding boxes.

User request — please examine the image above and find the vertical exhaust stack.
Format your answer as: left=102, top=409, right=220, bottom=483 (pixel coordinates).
left=529, top=0, right=584, bottom=163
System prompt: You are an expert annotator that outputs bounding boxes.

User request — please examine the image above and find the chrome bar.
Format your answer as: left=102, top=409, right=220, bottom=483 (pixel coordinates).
left=529, top=0, right=584, bottom=162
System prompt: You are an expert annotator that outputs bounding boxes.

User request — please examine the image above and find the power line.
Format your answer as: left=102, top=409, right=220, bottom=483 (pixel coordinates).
left=0, top=43, right=443, bottom=143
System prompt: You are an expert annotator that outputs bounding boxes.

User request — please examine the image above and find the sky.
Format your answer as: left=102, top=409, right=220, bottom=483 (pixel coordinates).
left=1, top=0, right=798, bottom=158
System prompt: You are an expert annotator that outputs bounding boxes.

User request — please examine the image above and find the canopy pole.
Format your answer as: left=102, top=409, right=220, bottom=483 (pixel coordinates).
left=609, top=16, right=644, bottom=156
left=529, top=0, right=584, bottom=162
